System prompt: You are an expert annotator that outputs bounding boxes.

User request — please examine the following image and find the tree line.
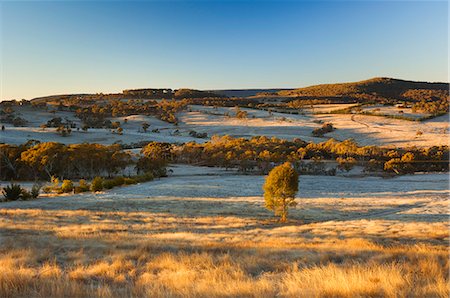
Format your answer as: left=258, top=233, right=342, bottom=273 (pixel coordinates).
left=74, top=99, right=188, bottom=126
left=1, top=136, right=448, bottom=181
left=174, top=136, right=449, bottom=174
left=0, top=141, right=170, bottom=181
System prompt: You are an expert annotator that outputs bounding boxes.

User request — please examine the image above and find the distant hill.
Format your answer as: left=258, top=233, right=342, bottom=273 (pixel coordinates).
left=267, top=77, right=449, bottom=101
left=208, top=89, right=292, bottom=98
left=25, top=77, right=448, bottom=103
left=31, top=94, right=91, bottom=103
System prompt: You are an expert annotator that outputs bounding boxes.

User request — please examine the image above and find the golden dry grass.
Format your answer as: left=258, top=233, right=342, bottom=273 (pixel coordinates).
left=0, top=194, right=448, bottom=297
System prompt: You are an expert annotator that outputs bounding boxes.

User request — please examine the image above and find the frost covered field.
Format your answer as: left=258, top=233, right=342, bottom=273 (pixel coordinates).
left=0, top=166, right=449, bottom=297
left=2, top=105, right=449, bottom=147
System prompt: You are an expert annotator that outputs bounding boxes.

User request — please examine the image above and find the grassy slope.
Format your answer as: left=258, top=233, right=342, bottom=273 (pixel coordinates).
left=276, top=77, right=449, bottom=99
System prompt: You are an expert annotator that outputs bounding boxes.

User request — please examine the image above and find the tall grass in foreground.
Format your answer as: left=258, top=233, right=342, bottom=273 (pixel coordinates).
left=0, top=242, right=447, bottom=297
left=0, top=208, right=448, bottom=297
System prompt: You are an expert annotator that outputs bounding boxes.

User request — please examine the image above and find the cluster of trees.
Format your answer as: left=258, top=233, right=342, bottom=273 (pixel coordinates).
left=411, top=98, right=449, bottom=115
left=0, top=105, right=28, bottom=127
left=155, top=100, right=188, bottom=124
left=136, top=142, right=172, bottom=177
left=402, top=89, right=448, bottom=102
left=72, top=99, right=188, bottom=127
left=1, top=136, right=448, bottom=183
left=252, top=78, right=449, bottom=120
left=122, top=89, right=174, bottom=99
left=0, top=141, right=171, bottom=185
left=174, top=89, right=224, bottom=99
left=0, top=142, right=133, bottom=180
left=186, top=97, right=257, bottom=107
left=174, top=136, right=448, bottom=174
left=286, top=98, right=350, bottom=109
left=122, top=88, right=224, bottom=99
left=29, top=88, right=225, bottom=106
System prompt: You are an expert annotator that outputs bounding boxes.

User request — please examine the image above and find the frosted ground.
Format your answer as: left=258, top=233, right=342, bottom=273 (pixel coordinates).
left=181, top=106, right=449, bottom=147
left=2, top=104, right=448, bottom=147
left=2, top=166, right=448, bottom=229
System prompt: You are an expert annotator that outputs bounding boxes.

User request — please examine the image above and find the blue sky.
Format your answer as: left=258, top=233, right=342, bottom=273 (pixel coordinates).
left=1, top=1, right=448, bottom=99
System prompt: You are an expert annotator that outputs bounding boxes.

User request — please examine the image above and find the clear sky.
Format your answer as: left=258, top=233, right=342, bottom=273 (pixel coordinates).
left=1, top=0, right=448, bottom=100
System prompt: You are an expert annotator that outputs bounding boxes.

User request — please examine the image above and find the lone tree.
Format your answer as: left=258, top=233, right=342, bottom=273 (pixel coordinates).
left=263, top=162, right=299, bottom=222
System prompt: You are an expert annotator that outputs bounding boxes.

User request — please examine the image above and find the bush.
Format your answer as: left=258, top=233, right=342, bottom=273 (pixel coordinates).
left=91, top=177, right=104, bottom=192
left=2, top=183, right=23, bottom=201
left=74, top=179, right=90, bottom=193
left=135, top=172, right=154, bottom=183
left=61, top=180, right=74, bottom=193
left=113, top=176, right=125, bottom=186
left=102, top=179, right=115, bottom=189
left=42, top=186, right=53, bottom=193
left=124, top=177, right=138, bottom=185
left=312, top=123, right=335, bottom=137
left=30, top=183, right=41, bottom=199
left=21, top=190, right=32, bottom=200
left=103, top=176, right=125, bottom=189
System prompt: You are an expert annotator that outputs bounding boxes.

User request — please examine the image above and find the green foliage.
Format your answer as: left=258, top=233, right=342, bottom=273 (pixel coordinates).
left=123, top=177, right=138, bottom=185
left=2, top=183, right=24, bottom=201
left=61, top=180, right=74, bottom=193
left=91, top=177, right=104, bottom=192
left=138, top=142, right=172, bottom=174
left=30, top=183, right=41, bottom=199
left=102, top=174, right=153, bottom=189
left=134, top=172, right=154, bottom=183
left=263, top=162, right=299, bottom=222
left=384, top=152, right=418, bottom=175
left=74, top=179, right=90, bottom=193
left=174, top=136, right=449, bottom=175
left=78, top=179, right=90, bottom=191
left=103, top=176, right=125, bottom=189
left=4, top=142, right=132, bottom=180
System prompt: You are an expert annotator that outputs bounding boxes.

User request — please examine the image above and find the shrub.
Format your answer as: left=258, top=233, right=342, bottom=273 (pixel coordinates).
left=135, top=172, right=154, bottom=183
left=74, top=179, right=90, bottom=193
left=21, top=190, right=32, bottom=200
left=61, top=180, right=74, bottom=193
left=30, top=183, right=41, bottom=199
left=91, top=177, right=104, bottom=192
left=102, top=179, right=115, bottom=189
left=124, top=177, right=138, bottom=185
left=103, top=176, right=125, bottom=189
left=42, top=186, right=53, bottom=193
left=112, top=176, right=125, bottom=186
left=312, top=123, right=335, bottom=137
left=2, top=184, right=23, bottom=201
